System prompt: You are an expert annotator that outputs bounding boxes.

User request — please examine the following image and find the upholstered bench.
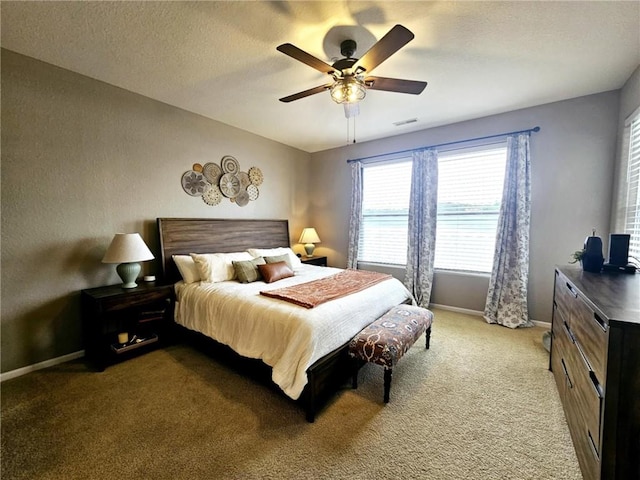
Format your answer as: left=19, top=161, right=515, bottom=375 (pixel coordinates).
left=348, top=304, right=434, bottom=403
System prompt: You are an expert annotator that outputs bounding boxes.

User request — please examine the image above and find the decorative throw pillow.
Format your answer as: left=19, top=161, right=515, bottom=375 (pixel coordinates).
left=172, top=255, right=201, bottom=283
left=248, top=247, right=302, bottom=269
left=233, top=257, right=266, bottom=283
left=257, top=261, right=294, bottom=283
left=191, top=252, right=254, bottom=283
left=264, top=254, right=292, bottom=270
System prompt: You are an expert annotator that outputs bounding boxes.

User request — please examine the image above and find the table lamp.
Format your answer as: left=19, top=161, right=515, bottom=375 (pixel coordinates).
left=299, top=228, right=321, bottom=257
left=102, top=233, right=154, bottom=288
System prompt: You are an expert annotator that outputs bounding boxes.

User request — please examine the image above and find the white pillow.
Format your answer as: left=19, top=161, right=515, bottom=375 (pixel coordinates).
left=172, top=255, right=201, bottom=284
left=190, top=252, right=254, bottom=283
left=247, top=247, right=302, bottom=269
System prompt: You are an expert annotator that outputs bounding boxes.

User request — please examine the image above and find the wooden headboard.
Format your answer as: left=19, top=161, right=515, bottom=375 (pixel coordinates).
left=156, top=218, right=291, bottom=284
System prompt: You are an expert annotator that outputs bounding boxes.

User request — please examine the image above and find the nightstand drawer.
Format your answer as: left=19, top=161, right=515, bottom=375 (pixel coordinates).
left=97, top=288, right=172, bottom=312
left=300, top=256, right=327, bottom=267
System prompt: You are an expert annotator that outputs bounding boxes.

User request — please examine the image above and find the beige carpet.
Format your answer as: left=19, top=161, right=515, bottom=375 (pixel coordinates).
left=1, top=308, right=582, bottom=480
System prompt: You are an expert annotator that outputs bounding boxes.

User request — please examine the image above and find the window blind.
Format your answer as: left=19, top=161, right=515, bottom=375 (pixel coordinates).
left=359, top=160, right=411, bottom=265
left=435, top=147, right=507, bottom=272
left=624, top=112, right=640, bottom=261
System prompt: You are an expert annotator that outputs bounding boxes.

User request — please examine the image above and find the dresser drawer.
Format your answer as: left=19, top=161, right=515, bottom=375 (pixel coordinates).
left=554, top=271, right=574, bottom=327
left=565, top=402, right=601, bottom=480
left=564, top=336, right=603, bottom=452
left=551, top=309, right=571, bottom=395
left=571, top=294, right=608, bottom=384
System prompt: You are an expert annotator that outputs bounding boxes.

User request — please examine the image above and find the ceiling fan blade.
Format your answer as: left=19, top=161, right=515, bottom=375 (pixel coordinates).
left=354, top=24, right=415, bottom=74
left=279, top=84, right=332, bottom=103
left=365, top=76, right=427, bottom=95
left=277, top=43, right=336, bottom=75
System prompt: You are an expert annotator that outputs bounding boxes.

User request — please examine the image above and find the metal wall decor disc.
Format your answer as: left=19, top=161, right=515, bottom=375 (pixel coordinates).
left=238, top=171, right=251, bottom=189
left=219, top=173, right=241, bottom=197
left=235, top=190, right=250, bottom=207
left=221, top=156, right=240, bottom=174
left=203, top=162, right=222, bottom=184
left=247, top=184, right=259, bottom=201
left=202, top=184, right=222, bottom=206
left=181, top=170, right=207, bottom=196
left=248, top=167, right=263, bottom=186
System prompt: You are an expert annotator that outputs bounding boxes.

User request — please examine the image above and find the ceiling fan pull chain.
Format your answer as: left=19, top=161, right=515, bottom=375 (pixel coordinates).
left=353, top=116, right=357, bottom=144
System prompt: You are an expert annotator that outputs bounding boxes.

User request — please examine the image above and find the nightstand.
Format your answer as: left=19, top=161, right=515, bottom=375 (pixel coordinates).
left=300, top=255, right=328, bottom=267
left=81, top=282, right=174, bottom=371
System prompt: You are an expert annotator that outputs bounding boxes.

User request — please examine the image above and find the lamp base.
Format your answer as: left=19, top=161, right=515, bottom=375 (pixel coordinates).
left=304, top=244, right=315, bottom=257
left=116, top=262, right=141, bottom=289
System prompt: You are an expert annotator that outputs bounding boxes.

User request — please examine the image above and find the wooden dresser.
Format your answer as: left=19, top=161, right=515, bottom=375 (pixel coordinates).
left=550, top=266, right=639, bottom=480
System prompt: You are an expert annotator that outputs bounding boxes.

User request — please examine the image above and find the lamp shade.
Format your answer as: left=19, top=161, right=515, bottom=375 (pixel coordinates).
left=299, top=228, right=321, bottom=245
left=102, top=233, right=154, bottom=264
left=299, top=228, right=321, bottom=257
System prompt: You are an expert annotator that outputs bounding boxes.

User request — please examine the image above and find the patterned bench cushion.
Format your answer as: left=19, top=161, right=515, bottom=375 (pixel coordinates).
left=348, top=305, right=434, bottom=369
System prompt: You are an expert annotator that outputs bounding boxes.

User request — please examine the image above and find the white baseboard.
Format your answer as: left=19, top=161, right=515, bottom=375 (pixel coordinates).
left=430, top=303, right=484, bottom=316
left=531, top=320, right=551, bottom=329
left=430, top=303, right=550, bottom=329
left=1, top=350, right=85, bottom=382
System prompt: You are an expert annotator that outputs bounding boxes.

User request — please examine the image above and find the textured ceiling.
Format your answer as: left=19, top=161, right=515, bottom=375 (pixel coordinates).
left=2, top=1, right=639, bottom=153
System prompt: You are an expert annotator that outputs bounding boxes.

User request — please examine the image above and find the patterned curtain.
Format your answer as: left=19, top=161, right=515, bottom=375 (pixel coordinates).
left=404, top=149, right=438, bottom=307
left=484, top=133, right=533, bottom=328
left=346, top=161, right=362, bottom=269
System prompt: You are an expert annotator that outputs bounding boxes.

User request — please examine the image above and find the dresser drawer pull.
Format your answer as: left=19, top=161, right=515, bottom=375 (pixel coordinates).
left=589, top=370, right=604, bottom=399
left=593, top=312, right=608, bottom=332
left=566, top=282, right=578, bottom=298
left=562, top=321, right=576, bottom=344
left=587, top=430, right=600, bottom=460
left=561, top=359, right=573, bottom=389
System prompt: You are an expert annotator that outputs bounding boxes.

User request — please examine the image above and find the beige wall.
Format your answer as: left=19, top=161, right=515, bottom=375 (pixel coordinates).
left=309, top=90, right=621, bottom=323
left=1, top=49, right=311, bottom=373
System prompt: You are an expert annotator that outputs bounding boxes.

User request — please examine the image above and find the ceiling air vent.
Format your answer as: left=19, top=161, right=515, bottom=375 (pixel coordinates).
left=393, top=118, right=418, bottom=127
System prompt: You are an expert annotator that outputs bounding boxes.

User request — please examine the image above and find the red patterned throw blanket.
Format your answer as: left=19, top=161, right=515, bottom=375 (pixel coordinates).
left=260, top=269, right=392, bottom=308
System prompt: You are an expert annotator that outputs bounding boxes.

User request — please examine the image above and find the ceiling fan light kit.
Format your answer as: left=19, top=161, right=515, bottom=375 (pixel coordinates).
left=277, top=24, right=427, bottom=109
left=330, top=75, right=366, bottom=104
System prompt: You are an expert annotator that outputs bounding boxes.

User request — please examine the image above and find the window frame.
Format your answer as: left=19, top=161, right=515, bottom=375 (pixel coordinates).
left=356, top=142, right=508, bottom=274
left=613, top=106, right=640, bottom=264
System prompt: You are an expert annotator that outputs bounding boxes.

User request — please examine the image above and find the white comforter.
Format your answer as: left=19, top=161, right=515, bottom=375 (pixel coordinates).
left=174, top=265, right=413, bottom=399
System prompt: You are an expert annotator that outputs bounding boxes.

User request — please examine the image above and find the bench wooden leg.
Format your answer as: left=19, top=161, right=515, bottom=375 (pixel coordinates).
left=425, top=326, right=432, bottom=349
left=384, top=368, right=392, bottom=403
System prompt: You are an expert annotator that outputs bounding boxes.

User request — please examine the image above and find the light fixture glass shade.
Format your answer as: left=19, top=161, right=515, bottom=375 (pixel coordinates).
left=299, top=228, right=321, bottom=257
left=102, top=233, right=154, bottom=288
left=330, top=76, right=366, bottom=104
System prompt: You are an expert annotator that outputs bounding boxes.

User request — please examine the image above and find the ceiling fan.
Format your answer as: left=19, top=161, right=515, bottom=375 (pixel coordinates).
left=276, top=24, right=427, bottom=110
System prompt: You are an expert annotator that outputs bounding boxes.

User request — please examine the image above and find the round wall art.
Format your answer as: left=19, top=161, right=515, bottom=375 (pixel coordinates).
left=181, top=155, right=263, bottom=207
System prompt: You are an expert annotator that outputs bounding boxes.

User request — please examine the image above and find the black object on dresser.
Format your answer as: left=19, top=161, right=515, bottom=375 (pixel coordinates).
left=550, top=266, right=640, bottom=480
left=81, top=282, right=174, bottom=371
left=300, top=256, right=328, bottom=267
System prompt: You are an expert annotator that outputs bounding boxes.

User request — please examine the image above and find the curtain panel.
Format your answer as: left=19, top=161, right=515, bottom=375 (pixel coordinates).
left=484, top=133, right=533, bottom=328
left=404, top=148, right=438, bottom=307
left=347, top=161, right=363, bottom=269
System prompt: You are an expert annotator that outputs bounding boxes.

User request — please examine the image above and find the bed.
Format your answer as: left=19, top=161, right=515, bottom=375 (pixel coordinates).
left=156, top=218, right=413, bottom=421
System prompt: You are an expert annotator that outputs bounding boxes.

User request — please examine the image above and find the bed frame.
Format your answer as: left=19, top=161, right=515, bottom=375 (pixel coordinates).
left=156, top=217, right=354, bottom=422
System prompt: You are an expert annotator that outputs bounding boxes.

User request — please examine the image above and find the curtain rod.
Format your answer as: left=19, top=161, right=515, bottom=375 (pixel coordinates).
left=346, top=126, right=540, bottom=164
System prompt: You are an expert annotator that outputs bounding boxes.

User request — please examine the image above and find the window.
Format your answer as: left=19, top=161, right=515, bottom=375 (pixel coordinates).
left=358, top=144, right=507, bottom=273
left=615, top=108, right=640, bottom=263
